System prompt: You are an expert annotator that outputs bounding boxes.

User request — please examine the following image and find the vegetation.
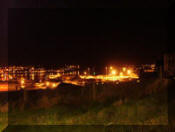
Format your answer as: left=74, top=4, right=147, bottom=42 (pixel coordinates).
left=0, top=93, right=8, bottom=132
left=0, top=77, right=170, bottom=131
left=7, top=91, right=168, bottom=125
left=0, top=112, right=7, bottom=132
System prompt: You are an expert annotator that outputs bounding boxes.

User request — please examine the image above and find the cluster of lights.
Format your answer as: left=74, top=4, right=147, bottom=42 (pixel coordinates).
left=0, top=83, right=8, bottom=91
left=109, top=67, right=132, bottom=76
left=20, top=78, right=25, bottom=89
left=48, top=73, right=61, bottom=79
left=0, top=66, right=47, bottom=82
left=80, top=66, right=138, bottom=82
left=45, top=81, right=60, bottom=88
left=0, top=65, right=140, bottom=92
left=34, top=81, right=60, bottom=89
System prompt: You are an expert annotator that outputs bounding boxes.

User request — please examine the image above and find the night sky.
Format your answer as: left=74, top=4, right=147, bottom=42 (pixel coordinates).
left=7, top=9, right=167, bottom=67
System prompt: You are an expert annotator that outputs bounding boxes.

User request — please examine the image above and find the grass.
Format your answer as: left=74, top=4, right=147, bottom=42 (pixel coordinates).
left=0, top=112, right=8, bottom=132
left=1, top=77, right=170, bottom=131
left=8, top=90, right=168, bottom=125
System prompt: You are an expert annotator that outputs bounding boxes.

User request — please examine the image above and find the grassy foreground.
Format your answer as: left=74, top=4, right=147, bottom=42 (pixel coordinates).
left=8, top=92, right=168, bottom=125
left=0, top=112, right=7, bottom=132
left=1, top=77, right=170, bottom=131
left=8, top=78, right=168, bottom=125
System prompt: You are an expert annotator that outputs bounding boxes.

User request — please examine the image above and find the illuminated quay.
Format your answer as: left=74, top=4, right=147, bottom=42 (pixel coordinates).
left=0, top=64, right=157, bottom=92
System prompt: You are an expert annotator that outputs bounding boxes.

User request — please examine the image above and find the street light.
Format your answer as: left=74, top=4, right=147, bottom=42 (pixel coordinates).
left=110, top=66, right=113, bottom=70
left=20, top=78, right=25, bottom=89
left=122, top=67, right=126, bottom=72
left=127, top=70, right=131, bottom=75
left=52, top=83, right=56, bottom=88
left=84, top=71, right=87, bottom=75
left=46, top=81, right=50, bottom=87
left=111, top=70, right=116, bottom=75
left=120, top=72, right=123, bottom=76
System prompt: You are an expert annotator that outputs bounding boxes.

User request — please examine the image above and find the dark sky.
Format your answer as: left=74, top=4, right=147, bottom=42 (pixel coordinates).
left=7, top=9, right=167, bottom=67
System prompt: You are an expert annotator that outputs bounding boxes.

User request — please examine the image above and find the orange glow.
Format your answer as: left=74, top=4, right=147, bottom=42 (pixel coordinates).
left=80, top=72, right=138, bottom=82
left=80, top=66, right=138, bottom=82
left=20, top=78, right=25, bottom=89
left=127, top=70, right=131, bottom=75
left=122, top=67, right=126, bottom=72
left=120, top=72, right=123, bottom=76
left=0, top=66, right=139, bottom=91
left=21, top=79, right=25, bottom=84
left=84, top=72, right=87, bottom=75
left=34, top=82, right=46, bottom=89
left=52, top=83, right=56, bottom=88
left=111, top=70, right=116, bottom=75
left=0, top=84, right=8, bottom=91
left=31, top=74, right=35, bottom=80
left=48, top=73, right=61, bottom=79
left=9, top=75, right=13, bottom=80
left=63, top=80, right=83, bottom=86
left=46, top=81, right=50, bottom=86
left=80, top=75, right=94, bottom=79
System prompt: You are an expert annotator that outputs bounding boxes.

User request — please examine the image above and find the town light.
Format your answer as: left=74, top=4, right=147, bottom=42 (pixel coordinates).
left=127, top=70, right=131, bottom=75
left=21, top=78, right=25, bottom=84
left=123, top=67, right=126, bottom=72
left=48, top=73, right=61, bottom=79
left=20, top=78, right=25, bottom=88
left=46, top=81, right=50, bottom=86
left=52, top=83, right=56, bottom=88
left=84, top=71, right=87, bottom=75
left=110, top=66, right=113, bottom=70
left=111, top=70, right=116, bottom=75
left=9, top=75, right=13, bottom=80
